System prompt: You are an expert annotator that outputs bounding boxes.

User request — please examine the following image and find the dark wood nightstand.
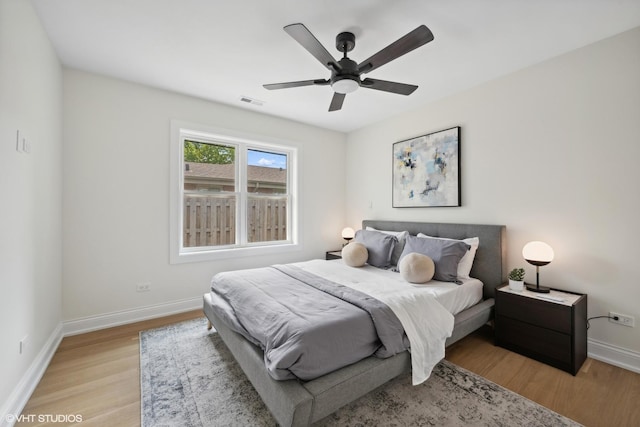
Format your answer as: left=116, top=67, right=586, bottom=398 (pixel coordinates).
left=325, top=250, right=342, bottom=260
left=495, top=285, right=587, bottom=375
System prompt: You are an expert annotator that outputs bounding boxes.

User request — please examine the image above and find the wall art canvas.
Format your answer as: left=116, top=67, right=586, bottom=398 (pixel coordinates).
left=392, top=127, right=460, bottom=207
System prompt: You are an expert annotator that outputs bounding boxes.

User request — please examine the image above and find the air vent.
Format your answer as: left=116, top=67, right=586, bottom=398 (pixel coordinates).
left=239, top=96, right=264, bottom=107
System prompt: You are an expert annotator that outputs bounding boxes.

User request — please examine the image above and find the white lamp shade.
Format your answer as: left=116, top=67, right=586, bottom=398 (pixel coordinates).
left=341, top=227, right=355, bottom=240
left=522, top=241, right=554, bottom=264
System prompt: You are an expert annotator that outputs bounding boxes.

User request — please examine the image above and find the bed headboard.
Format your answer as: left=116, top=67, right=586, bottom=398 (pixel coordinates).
left=362, top=220, right=506, bottom=300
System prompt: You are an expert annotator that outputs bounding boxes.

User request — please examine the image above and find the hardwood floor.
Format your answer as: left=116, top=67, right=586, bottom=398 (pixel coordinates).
left=18, top=311, right=202, bottom=427
left=18, top=311, right=640, bottom=426
left=446, top=326, right=640, bottom=427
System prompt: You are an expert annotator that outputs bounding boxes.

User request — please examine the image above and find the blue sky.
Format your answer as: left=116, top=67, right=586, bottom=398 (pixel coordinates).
left=248, top=149, right=287, bottom=169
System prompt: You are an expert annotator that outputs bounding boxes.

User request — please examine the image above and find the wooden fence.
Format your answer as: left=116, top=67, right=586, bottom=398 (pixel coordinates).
left=183, top=193, right=287, bottom=247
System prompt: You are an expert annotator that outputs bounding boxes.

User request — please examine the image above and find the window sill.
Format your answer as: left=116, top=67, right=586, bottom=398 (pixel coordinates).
left=170, top=242, right=301, bottom=264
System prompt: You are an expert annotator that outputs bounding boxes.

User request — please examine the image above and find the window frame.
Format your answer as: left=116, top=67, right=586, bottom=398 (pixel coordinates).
left=170, top=121, right=300, bottom=263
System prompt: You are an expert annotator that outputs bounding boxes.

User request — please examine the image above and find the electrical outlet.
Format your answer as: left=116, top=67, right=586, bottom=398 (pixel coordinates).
left=609, top=312, right=635, bottom=327
left=136, top=282, right=151, bottom=292
left=23, top=137, right=31, bottom=153
left=15, top=130, right=31, bottom=153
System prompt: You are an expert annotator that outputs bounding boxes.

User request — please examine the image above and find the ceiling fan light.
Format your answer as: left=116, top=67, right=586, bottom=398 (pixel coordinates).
left=332, top=78, right=359, bottom=94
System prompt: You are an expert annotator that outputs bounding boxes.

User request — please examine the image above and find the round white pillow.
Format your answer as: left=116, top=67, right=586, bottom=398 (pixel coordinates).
left=399, top=252, right=435, bottom=284
left=342, top=242, right=368, bottom=267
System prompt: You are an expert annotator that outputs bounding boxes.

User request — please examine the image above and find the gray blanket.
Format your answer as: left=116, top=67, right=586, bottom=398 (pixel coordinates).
left=209, top=264, right=406, bottom=380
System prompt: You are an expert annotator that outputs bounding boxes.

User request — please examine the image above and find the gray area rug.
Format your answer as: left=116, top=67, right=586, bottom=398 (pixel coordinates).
left=140, top=318, right=582, bottom=426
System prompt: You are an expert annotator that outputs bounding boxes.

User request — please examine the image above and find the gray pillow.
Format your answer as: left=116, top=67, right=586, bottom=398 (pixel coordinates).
left=398, top=235, right=470, bottom=284
left=354, top=229, right=397, bottom=268
left=366, top=227, right=409, bottom=266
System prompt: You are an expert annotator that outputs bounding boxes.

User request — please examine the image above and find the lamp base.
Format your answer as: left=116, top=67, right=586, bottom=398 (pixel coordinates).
left=526, top=284, right=550, bottom=293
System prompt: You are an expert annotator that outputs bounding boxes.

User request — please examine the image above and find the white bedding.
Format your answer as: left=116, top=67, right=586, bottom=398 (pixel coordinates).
left=295, top=259, right=481, bottom=385
left=356, top=263, right=484, bottom=315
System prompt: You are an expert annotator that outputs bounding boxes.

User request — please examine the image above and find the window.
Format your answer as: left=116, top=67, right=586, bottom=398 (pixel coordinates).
left=170, top=122, right=298, bottom=263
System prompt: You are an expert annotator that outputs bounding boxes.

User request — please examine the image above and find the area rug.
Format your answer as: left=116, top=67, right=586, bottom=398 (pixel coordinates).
left=140, top=318, right=582, bottom=426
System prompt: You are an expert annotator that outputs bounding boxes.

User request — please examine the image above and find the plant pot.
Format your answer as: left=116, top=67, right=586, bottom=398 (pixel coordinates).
left=509, top=279, right=524, bottom=291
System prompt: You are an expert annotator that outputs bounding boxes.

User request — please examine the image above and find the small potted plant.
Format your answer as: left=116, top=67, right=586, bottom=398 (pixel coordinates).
left=508, top=268, right=525, bottom=291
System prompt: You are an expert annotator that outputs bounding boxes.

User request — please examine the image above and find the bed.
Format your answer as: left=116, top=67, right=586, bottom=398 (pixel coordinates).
left=202, top=220, right=506, bottom=426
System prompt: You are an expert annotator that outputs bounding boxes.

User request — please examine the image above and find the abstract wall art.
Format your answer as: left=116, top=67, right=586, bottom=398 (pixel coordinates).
left=392, top=126, right=461, bottom=207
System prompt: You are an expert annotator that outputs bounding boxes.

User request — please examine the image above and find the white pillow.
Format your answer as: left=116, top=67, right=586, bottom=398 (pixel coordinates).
left=417, top=233, right=479, bottom=279
left=366, top=227, right=409, bottom=266
left=398, top=253, right=435, bottom=284
left=342, top=242, right=368, bottom=267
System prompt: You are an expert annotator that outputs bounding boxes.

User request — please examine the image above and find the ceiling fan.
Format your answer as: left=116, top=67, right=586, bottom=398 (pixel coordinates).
left=263, top=23, right=434, bottom=112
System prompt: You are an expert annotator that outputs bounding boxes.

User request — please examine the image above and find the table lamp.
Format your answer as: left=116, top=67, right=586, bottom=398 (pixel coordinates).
left=341, top=227, right=355, bottom=246
left=522, top=241, right=554, bottom=293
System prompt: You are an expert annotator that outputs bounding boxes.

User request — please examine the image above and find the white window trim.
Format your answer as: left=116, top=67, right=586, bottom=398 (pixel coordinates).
left=170, top=120, right=300, bottom=263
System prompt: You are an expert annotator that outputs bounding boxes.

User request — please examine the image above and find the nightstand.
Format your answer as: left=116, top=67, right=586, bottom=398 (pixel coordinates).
left=325, top=250, right=342, bottom=260
left=495, top=285, right=587, bottom=375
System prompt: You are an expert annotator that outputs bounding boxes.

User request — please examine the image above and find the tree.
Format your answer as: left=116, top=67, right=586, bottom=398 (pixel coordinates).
left=184, top=140, right=235, bottom=164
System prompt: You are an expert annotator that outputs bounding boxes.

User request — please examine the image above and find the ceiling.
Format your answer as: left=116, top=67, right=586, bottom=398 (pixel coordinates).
left=32, top=0, right=640, bottom=133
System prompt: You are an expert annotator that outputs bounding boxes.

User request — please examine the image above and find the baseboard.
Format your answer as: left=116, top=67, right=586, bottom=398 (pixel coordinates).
left=0, top=323, right=63, bottom=427
left=588, top=338, right=640, bottom=374
left=63, top=296, right=202, bottom=336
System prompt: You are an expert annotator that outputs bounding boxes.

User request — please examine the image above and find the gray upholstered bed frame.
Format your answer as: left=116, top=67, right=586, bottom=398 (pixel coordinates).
left=202, top=220, right=506, bottom=426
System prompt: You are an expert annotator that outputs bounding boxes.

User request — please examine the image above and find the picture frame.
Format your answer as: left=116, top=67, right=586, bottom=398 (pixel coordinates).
left=392, top=126, right=461, bottom=208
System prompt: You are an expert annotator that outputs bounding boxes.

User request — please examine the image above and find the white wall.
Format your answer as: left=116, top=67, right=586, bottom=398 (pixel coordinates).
left=0, top=0, right=63, bottom=415
left=62, top=69, right=346, bottom=321
left=346, top=27, right=640, bottom=354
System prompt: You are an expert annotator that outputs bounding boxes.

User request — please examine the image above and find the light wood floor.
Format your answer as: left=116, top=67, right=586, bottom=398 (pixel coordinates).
left=446, top=326, right=640, bottom=427
left=18, top=310, right=640, bottom=426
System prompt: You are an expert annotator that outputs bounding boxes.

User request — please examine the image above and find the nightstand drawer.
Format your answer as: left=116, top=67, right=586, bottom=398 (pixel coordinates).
left=496, top=316, right=571, bottom=364
left=498, top=291, right=571, bottom=334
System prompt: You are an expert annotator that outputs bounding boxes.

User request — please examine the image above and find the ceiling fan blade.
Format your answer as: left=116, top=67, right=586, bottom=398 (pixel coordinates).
left=284, top=23, right=339, bottom=71
left=263, top=79, right=329, bottom=90
left=361, top=78, right=418, bottom=95
left=329, top=93, right=345, bottom=111
left=357, top=25, right=434, bottom=74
